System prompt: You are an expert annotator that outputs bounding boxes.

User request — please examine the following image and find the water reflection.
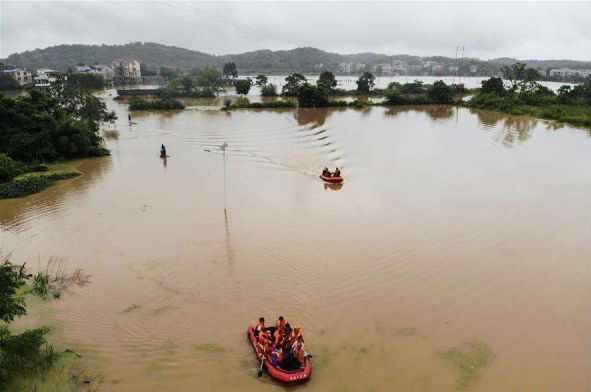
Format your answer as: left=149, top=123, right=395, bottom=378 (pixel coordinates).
left=472, top=109, right=537, bottom=146
left=384, top=105, right=454, bottom=120
left=323, top=182, right=343, bottom=191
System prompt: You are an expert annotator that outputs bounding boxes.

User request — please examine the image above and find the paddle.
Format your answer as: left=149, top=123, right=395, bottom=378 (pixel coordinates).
left=257, top=343, right=267, bottom=377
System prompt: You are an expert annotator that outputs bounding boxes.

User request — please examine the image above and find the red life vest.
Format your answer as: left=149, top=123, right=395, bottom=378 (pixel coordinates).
left=276, top=319, right=287, bottom=331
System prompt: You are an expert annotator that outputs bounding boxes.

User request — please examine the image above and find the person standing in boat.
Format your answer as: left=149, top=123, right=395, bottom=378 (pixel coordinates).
left=322, top=167, right=330, bottom=177
left=292, top=336, right=307, bottom=369
left=334, top=167, right=341, bottom=177
left=254, top=317, right=266, bottom=337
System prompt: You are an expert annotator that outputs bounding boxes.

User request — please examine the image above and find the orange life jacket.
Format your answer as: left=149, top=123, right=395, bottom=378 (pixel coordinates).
left=276, top=319, right=287, bottom=331
left=254, top=321, right=265, bottom=333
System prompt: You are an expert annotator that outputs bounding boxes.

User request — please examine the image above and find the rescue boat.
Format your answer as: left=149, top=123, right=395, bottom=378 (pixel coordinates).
left=247, top=325, right=312, bottom=384
left=320, top=174, right=344, bottom=184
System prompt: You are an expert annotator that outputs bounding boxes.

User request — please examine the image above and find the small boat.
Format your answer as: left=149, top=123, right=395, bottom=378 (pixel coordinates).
left=247, top=325, right=312, bottom=384
left=320, top=174, right=343, bottom=184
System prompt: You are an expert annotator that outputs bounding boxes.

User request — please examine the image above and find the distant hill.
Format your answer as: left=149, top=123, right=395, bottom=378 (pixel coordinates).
left=2, top=42, right=590, bottom=75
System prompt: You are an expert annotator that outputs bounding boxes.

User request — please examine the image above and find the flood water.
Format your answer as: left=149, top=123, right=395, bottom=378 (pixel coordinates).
left=1, top=92, right=589, bottom=392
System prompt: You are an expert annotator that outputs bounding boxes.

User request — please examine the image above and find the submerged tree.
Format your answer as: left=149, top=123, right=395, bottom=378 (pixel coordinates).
left=317, top=71, right=337, bottom=95
left=223, top=62, right=238, bottom=79
left=282, top=73, right=307, bottom=96
left=255, top=74, right=268, bottom=87
left=356, top=72, right=375, bottom=94
left=235, top=79, right=252, bottom=96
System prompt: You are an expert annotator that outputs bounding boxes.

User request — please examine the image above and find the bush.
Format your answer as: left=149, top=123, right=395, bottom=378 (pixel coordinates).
left=399, top=80, right=425, bottom=95
left=426, top=80, right=454, bottom=104
left=0, top=171, right=81, bottom=199
left=480, top=77, right=505, bottom=95
left=129, top=97, right=185, bottom=110
left=298, top=85, right=329, bottom=108
left=0, top=154, right=22, bottom=183
left=260, top=83, right=278, bottom=97
left=235, top=79, right=252, bottom=96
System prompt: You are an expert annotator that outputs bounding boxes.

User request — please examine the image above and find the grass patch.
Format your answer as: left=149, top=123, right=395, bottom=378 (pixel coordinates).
left=0, top=171, right=80, bottom=199
left=191, top=343, right=224, bottom=353
left=439, top=338, right=494, bottom=392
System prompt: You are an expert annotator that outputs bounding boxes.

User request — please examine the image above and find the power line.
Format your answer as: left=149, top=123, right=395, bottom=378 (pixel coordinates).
left=162, top=2, right=307, bottom=48
left=111, top=1, right=285, bottom=48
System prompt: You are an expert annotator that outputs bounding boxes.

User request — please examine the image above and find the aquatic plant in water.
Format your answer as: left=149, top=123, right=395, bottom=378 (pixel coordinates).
left=439, top=338, right=494, bottom=391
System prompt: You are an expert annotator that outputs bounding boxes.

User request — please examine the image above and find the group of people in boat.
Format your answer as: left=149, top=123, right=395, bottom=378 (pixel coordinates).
left=254, top=316, right=308, bottom=371
left=322, top=167, right=341, bottom=178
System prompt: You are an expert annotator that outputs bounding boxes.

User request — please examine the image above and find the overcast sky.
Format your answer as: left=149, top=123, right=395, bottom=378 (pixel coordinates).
left=1, top=1, right=590, bottom=60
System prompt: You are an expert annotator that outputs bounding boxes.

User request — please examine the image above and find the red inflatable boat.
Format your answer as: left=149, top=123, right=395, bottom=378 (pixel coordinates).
left=247, top=325, right=311, bottom=384
left=320, top=174, right=344, bottom=184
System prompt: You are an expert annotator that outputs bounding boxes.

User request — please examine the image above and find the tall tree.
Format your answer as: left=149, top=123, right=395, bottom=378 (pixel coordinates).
left=255, top=74, right=268, bottom=87
left=356, top=72, right=375, bottom=94
left=282, top=73, right=307, bottom=96
left=235, top=79, right=252, bottom=96
left=223, top=62, right=238, bottom=78
left=317, top=71, right=337, bottom=94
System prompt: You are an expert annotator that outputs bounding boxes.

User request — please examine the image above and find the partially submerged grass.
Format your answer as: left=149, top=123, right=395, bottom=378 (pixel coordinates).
left=439, top=338, right=494, bottom=391
left=191, top=343, right=224, bottom=353
left=395, top=326, right=418, bottom=337
left=0, top=171, right=80, bottom=199
left=30, top=257, right=90, bottom=300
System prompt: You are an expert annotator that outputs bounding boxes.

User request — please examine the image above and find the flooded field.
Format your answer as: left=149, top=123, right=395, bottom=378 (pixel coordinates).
left=1, top=93, right=589, bottom=391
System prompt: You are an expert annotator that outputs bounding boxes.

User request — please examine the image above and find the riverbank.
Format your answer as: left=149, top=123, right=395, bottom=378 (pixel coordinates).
left=0, top=159, right=85, bottom=200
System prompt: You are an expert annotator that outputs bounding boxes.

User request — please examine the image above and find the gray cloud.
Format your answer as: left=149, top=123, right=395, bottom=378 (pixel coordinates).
left=1, top=1, right=590, bottom=60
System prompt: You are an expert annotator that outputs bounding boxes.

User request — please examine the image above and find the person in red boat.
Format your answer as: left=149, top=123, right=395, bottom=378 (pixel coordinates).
left=334, top=167, right=341, bottom=177
left=271, top=346, right=284, bottom=367
left=292, top=336, right=307, bottom=369
left=254, top=317, right=265, bottom=337
left=288, top=325, right=303, bottom=349
left=322, top=167, right=330, bottom=177
left=276, top=316, right=287, bottom=332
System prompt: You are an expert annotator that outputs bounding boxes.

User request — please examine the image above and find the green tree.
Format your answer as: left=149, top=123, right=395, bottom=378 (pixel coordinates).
left=260, top=83, right=277, bottom=97
left=399, top=80, right=424, bottom=94
left=298, top=84, right=329, bottom=108
left=356, top=72, right=375, bottom=94
left=426, top=80, right=454, bottom=104
left=501, top=62, right=526, bottom=91
left=480, top=77, right=505, bottom=95
left=0, top=73, right=19, bottom=91
left=525, top=68, right=540, bottom=81
left=317, top=71, right=337, bottom=94
left=282, top=73, right=307, bottom=96
left=195, top=67, right=224, bottom=92
left=235, top=79, right=252, bottom=96
left=255, top=74, right=268, bottom=87
left=223, top=62, right=238, bottom=78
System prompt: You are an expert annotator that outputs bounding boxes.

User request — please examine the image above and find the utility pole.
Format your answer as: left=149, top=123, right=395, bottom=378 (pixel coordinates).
left=220, top=142, right=228, bottom=212
left=459, top=45, right=465, bottom=84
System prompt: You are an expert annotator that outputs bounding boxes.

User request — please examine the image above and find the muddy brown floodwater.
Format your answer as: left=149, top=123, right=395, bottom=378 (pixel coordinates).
left=1, top=92, right=589, bottom=392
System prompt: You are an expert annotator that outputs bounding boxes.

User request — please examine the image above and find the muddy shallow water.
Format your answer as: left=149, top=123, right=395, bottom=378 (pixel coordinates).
left=1, top=93, right=589, bottom=391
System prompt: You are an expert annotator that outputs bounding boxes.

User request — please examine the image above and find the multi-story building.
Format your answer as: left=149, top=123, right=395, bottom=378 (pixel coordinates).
left=92, top=64, right=114, bottom=81
left=34, top=68, right=63, bottom=88
left=408, top=65, right=423, bottom=74
left=381, top=64, right=394, bottom=75
left=549, top=68, right=577, bottom=78
left=449, top=66, right=459, bottom=74
left=339, top=62, right=353, bottom=74
left=355, top=63, right=366, bottom=72
left=576, top=69, right=591, bottom=78
left=2, top=68, right=33, bottom=85
left=432, top=64, right=443, bottom=74
left=111, top=59, right=142, bottom=83
left=469, top=65, right=478, bottom=73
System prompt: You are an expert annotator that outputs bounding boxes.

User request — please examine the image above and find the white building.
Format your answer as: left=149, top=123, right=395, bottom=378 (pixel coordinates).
left=432, top=64, right=443, bottom=73
left=381, top=64, right=394, bottom=75
left=112, top=59, right=142, bottom=82
left=549, top=68, right=577, bottom=78
left=2, top=68, right=33, bottom=85
left=408, top=65, right=423, bottom=74
left=339, top=62, right=353, bottom=73
left=449, top=66, right=459, bottom=73
left=576, top=69, right=591, bottom=78
left=421, top=61, right=439, bottom=69
left=469, top=65, right=478, bottom=73
left=34, top=68, right=62, bottom=88
left=355, top=63, right=366, bottom=72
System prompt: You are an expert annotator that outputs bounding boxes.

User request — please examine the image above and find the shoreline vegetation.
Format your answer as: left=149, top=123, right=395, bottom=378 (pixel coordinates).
left=213, top=66, right=590, bottom=128
left=1, top=256, right=99, bottom=391
left=0, top=77, right=114, bottom=199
